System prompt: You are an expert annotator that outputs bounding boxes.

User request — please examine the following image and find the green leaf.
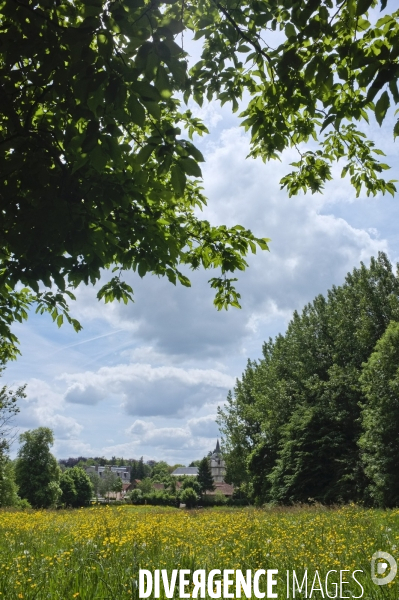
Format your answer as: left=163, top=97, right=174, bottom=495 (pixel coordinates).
left=237, top=44, right=251, bottom=52
left=178, top=157, right=202, bottom=177
left=171, top=164, right=186, bottom=196
left=127, top=96, right=146, bottom=127
left=389, top=80, right=399, bottom=104
left=356, top=0, right=374, bottom=16
left=136, top=144, right=155, bottom=165
left=90, top=145, right=109, bottom=172
left=284, top=23, right=296, bottom=38
left=375, top=91, right=390, bottom=126
left=394, top=119, right=399, bottom=140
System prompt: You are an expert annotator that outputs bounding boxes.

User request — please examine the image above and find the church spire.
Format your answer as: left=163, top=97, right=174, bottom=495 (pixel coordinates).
left=215, top=439, right=220, bottom=454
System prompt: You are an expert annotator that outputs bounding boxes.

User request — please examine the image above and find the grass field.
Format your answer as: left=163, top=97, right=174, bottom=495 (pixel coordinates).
left=0, top=505, right=398, bottom=599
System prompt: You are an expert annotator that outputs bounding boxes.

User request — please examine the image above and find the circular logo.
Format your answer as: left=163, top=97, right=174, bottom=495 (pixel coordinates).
left=371, top=551, right=397, bottom=585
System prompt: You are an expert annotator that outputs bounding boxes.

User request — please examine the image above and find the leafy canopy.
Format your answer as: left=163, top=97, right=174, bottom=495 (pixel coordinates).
left=60, top=466, right=94, bottom=507
left=359, top=321, right=399, bottom=508
left=218, top=253, right=399, bottom=506
left=15, top=427, right=62, bottom=508
left=1, top=0, right=398, bottom=356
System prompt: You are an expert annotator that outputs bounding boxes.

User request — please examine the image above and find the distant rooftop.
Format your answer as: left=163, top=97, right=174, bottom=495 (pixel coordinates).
left=171, top=467, right=198, bottom=476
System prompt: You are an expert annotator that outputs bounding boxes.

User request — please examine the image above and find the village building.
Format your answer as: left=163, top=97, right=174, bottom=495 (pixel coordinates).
left=85, top=465, right=131, bottom=482
left=209, top=439, right=225, bottom=483
left=171, top=467, right=199, bottom=477
left=85, top=440, right=233, bottom=499
left=170, top=440, right=234, bottom=497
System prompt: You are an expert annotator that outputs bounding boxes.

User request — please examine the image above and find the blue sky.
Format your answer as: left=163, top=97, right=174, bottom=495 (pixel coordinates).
left=5, top=29, right=399, bottom=465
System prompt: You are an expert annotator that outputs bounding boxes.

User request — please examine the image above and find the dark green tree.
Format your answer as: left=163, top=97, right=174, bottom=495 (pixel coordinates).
left=67, top=466, right=93, bottom=506
left=181, top=475, right=201, bottom=495
left=169, top=477, right=177, bottom=494
left=60, top=471, right=77, bottom=507
left=15, top=427, right=62, bottom=508
left=137, top=477, right=154, bottom=494
left=359, top=321, right=399, bottom=507
left=151, top=461, right=171, bottom=480
left=136, top=456, right=146, bottom=480
left=219, top=252, right=399, bottom=505
left=0, top=0, right=270, bottom=362
left=197, top=457, right=215, bottom=494
left=130, top=460, right=139, bottom=482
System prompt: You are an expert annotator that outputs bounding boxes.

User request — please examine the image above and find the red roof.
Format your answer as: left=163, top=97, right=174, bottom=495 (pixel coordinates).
left=153, top=483, right=165, bottom=490
left=205, top=482, right=234, bottom=496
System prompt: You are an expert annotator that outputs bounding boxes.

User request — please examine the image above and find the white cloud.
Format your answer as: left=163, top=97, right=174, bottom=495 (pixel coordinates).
left=187, top=414, right=220, bottom=438
left=12, top=379, right=83, bottom=443
left=64, top=384, right=106, bottom=406
left=99, top=415, right=220, bottom=462
left=60, top=363, right=233, bottom=418
left=7, top=103, right=397, bottom=464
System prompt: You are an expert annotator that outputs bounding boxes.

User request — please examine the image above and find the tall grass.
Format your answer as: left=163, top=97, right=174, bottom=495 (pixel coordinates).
left=0, top=505, right=398, bottom=599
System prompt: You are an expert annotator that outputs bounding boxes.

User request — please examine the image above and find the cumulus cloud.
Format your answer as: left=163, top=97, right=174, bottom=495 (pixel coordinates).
left=187, top=414, right=220, bottom=438
left=60, top=363, right=233, bottom=417
left=99, top=415, right=221, bottom=462
left=65, top=384, right=106, bottom=406
left=7, top=106, right=396, bottom=463
left=126, top=420, right=190, bottom=447
left=12, top=379, right=83, bottom=443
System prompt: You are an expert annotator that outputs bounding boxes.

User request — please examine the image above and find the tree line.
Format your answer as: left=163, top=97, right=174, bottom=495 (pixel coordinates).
left=60, top=456, right=155, bottom=480
left=218, top=252, right=399, bottom=507
left=0, top=426, right=94, bottom=508
left=0, top=415, right=219, bottom=508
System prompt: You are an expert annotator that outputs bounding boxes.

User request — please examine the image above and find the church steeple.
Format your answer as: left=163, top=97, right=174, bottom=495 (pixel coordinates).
left=215, top=439, right=221, bottom=454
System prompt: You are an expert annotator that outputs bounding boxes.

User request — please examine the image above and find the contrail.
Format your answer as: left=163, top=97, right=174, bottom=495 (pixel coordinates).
left=50, top=329, right=126, bottom=355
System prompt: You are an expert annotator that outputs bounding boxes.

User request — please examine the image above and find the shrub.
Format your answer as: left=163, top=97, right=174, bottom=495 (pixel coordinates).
left=180, top=487, right=198, bottom=509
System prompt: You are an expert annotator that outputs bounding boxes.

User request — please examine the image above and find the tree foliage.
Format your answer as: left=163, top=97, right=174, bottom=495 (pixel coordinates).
left=180, top=486, right=198, bottom=508
left=87, top=470, right=101, bottom=498
left=15, top=427, right=62, bottom=508
left=98, top=469, right=121, bottom=499
left=218, top=252, right=399, bottom=505
left=197, top=456, right=215, bottom=493
left=180, top=475, right=202, bottom=495
left=359, top=320, right=399, bottom=507
left=0, top=373, right=26, bottom=507
left=60, top=471, right=78, bottom=507
left=0, top=0, right=271, bottom=359
left=0, top=371, right=25, bottom=454
left=130, top=456, right=150, bottom=481
left=0, top=456, right=19, bottom=507
left=2, top=0, right=398, bottom=353
left=137, top=476, right=154, bottom=494
left=60, top=466, right=94, bottom=507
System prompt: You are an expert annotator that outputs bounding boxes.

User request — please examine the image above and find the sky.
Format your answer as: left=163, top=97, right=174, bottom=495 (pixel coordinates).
left=5, top=27, right=399, bottom=465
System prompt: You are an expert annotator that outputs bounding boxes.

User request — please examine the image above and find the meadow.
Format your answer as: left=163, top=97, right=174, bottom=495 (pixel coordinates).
left=0, top=505, right=398, bottom=599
